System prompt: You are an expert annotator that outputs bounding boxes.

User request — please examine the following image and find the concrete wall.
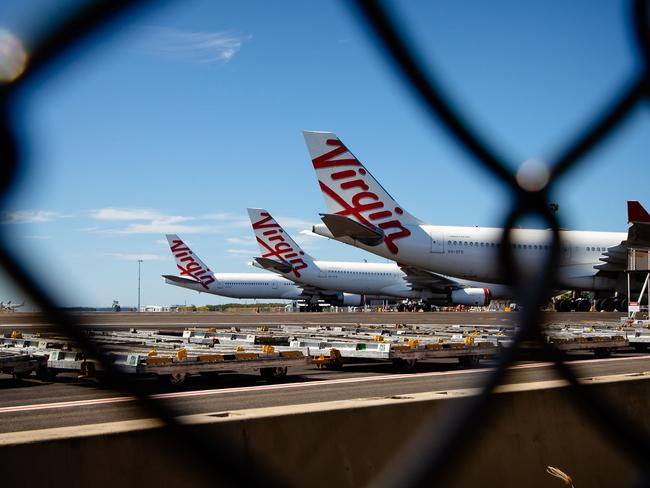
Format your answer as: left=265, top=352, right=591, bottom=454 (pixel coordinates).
left=2, top=374, right=648, bottom=487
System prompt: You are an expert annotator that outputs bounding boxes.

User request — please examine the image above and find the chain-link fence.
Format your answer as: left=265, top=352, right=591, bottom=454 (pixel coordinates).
left=1, top=0, right=649, bottom=486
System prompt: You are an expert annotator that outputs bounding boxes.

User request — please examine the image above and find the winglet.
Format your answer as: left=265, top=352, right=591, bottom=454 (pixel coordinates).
left=628, top=201, right=650, bottom=223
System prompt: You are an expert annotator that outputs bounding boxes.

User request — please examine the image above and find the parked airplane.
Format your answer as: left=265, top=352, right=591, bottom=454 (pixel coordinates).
left=303, top=131, right=639, bottom=312
left=162, top=234, right=367, bottom=310
left=247, top=208, right=509, bottom=309
left=0, top=301, right=24, bottom=312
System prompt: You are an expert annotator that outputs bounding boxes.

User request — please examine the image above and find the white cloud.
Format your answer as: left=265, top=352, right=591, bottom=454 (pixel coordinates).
left=270, top=216, right=315, bottom=230
left=149, top=27, right=250, bottom=64
left=1, top=210, right=59, bottom=224
left=227, top=248, right=255, bottom=256
left=91, top=207, right=212, bottom=234
left=226, top=236, right=255, bottom=245
left=91, top=208, right=187, bottom=222
left=115, top=223, right=212, bottom=235
left=105, top=253, right=164, bottom=261
left=298, top=229, right=327, bottom=239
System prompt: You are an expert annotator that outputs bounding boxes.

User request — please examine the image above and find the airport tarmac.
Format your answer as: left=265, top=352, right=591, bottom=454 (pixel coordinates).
left=0, top=310, right=626, bottom=331
left=1, top=353, right=649, bottom=435
left=0, top=311, right=637, bottom=438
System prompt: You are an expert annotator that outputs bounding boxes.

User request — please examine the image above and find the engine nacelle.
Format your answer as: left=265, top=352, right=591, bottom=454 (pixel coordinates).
left=450, top=288, right=491, bottom=306
left=328, top=293, right=365, bottom=307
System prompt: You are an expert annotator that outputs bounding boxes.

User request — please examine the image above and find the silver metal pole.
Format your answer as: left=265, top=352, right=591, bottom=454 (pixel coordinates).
left=137, top=259, right=143, bottom=312
left=628, top=271, right=632, bottom=318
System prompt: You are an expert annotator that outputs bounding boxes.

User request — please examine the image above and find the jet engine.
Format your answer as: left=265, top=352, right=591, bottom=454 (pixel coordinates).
left=328, top=293, right=366, bottom=307
left=450, top=288, right=491, bottom=306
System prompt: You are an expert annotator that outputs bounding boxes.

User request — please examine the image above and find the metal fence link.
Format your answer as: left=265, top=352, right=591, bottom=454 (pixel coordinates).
left=0, top=1, right=286, bottom=486
left=1, top=0, right=649, bottom=486
left=351, top=0, right=650, bottom=486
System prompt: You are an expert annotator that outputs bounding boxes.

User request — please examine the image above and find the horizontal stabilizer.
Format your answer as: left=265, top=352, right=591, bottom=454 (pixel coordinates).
left=254, top=256, right=294, bottom=274
left=162, top=275, right=203, bottom=287
left=320, top=213, right=384, bottom=246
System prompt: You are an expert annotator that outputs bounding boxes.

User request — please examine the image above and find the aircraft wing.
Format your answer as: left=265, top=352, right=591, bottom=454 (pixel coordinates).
left=594, top=242, right=627, bottom=274
left=398, top=264, right=462, bottom=292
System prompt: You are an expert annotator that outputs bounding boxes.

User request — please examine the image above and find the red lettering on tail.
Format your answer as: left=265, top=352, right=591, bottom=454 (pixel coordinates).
left=170, top=239, right=214, bottom=289
left=312, top=139, right=361, bottom=169
left=251, top=212, right=309, bottom=278
left=313, top=139, right=411, bottom=254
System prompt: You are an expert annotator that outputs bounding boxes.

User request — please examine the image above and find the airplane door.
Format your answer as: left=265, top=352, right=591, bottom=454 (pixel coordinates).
left=216, top=280, right=223, bottom=289
left=428, top=230, right=444, bottom=253
left=272, top=281, right=278, bottom=290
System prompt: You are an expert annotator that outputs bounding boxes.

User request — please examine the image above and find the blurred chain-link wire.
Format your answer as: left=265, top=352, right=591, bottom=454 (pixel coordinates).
left=1, top=0, right=649, bottom=486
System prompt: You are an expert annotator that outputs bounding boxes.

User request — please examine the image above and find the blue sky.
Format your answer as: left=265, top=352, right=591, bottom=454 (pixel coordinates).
left=0, top=0, right=648, bottom=308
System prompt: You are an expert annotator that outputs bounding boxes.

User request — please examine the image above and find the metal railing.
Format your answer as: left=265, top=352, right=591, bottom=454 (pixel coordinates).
left=1, top=0, right=649, bottom=486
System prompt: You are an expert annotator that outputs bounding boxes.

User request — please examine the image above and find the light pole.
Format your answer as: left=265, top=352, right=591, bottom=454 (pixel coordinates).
left=137, top=259, right=143, bottom=312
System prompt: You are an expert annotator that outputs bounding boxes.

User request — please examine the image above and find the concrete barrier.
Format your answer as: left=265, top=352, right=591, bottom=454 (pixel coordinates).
left=1, top=373, right=648, bottom=487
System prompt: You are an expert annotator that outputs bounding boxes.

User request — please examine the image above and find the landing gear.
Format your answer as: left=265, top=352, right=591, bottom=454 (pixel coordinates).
left=555, top=298, right=573, bottom=312
left=613, top=297, right=628, bottom=312
left=594, top=296, right=627, bottom=312
left=576, top=299, right=591, bottom=312
left=601, top=297, right=616, bottom=312
left=556, top=294, right=626, bottom=312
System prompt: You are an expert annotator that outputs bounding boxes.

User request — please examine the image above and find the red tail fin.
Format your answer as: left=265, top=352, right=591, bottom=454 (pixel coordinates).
left=628, top=201, right=650, bottom=223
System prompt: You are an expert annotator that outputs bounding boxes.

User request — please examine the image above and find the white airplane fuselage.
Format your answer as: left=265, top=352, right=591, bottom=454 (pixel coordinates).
left=314, top=224, right=625, bottom=292
left=165, top=273, right=304, bottom=300
left=267, top=259, right=510, bottom=299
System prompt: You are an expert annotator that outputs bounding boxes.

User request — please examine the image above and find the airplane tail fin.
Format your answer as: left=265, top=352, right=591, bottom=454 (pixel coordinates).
left=303, top=131, right=422, bottom=254
left=246, top=208, right=313, bottom=278
left=165, top=234, right=215, bottom=289
left=628, top=201, right=650, bottom=223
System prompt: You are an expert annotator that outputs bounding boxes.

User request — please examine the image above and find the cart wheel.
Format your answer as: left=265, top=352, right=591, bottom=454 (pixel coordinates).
left=260, top=367, right=288, bottom=381
left=167, top=372, right=187, bottom=386
left=324, top=362, right=343, bottom=371
left=13, top=370, right=33, bottom=380
left=594, top=348, right=612, bottom=358
left=392, top=358, right=417, bottom=371
left=36, top=366, right=57, bottom=381
left=458, top=355, right=480, bottom=368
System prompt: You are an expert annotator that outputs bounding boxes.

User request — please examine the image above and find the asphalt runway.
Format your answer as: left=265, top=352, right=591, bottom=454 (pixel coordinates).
left=1, top=352, right=648, bottom=434
left=0, top=311, right=626, bottom=331
left=0, top=311, right=636, bottom=437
